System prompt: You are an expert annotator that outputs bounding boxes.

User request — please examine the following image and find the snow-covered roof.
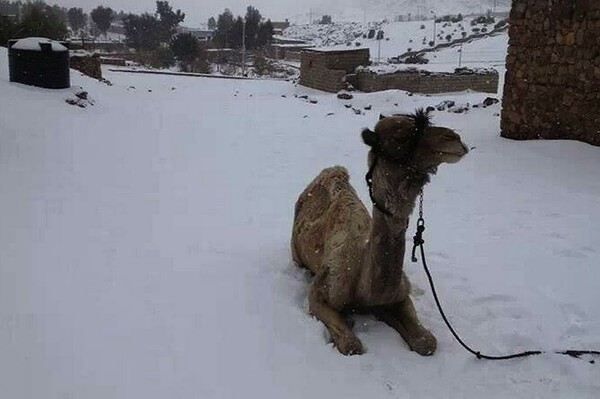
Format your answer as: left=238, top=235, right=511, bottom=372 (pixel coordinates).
left=11, top=37, right=68, bottom=52
left=271, top=43, right=313, bottom=49
left=306, top=47, right=369, bottom=53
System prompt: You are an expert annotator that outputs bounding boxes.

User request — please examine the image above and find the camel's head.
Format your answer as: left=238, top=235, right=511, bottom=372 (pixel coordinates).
left=363, top=111, right=469, bottom=173
left=361, top=110, right=469, bottom=216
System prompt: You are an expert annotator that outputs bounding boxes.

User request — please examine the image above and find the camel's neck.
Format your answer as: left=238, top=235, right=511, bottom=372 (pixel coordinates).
left=360, top=170, right=426, bottom=300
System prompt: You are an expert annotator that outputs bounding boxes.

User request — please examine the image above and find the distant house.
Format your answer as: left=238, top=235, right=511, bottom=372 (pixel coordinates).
left=300, top=48, right=370, bottom=92
left=189, top=30, right=214, bottom=43
left=267, top=43, right=312, bottom=61
left=271, top=19, right=290, bottom=35
left=177, top=27, right=214, bottom=43
left=272, top=35, right=309, bottom=45
left=108, top=22, right=126, bottom=36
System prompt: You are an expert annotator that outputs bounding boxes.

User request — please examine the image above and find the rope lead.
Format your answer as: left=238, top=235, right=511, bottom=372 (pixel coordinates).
left=412, top=216, right=599, bottom=362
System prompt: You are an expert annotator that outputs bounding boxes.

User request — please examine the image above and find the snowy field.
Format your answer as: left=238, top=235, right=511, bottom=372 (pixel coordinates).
left=1, top=46, right=600, bottom=398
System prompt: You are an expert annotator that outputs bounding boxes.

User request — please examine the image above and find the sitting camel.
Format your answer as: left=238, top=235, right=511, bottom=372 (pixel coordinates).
left=291, top=110, right=469, bottom=356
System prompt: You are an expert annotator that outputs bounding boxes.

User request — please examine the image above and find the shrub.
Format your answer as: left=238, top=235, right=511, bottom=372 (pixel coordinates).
left=471, top=15, right=495, bottom=26
left=253, top=53, right=271, bottom=75
left=494, top=18, right=509, bottom=29
left=133, top=48, right=175, bottom=69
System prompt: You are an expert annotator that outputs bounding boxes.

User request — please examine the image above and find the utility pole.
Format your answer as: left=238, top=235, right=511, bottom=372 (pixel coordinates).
left=242, top=18, right=246, bottom=77
left=458, top=42, right=463, bottom=68
left=493, top=0, right=497, bottom=14
left=431, top=11, right=437, bottom=45
left=376, top=30, right=383, bottom=64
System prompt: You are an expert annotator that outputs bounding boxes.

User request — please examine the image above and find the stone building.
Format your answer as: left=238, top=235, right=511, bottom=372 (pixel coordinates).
left=299, top=48, right=370, bottom=92
left=501, top=0, right=600, bottom=146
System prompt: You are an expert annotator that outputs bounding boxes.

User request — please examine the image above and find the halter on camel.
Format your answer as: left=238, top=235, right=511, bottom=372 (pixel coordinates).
left=363, top=108, right=430, bottom=217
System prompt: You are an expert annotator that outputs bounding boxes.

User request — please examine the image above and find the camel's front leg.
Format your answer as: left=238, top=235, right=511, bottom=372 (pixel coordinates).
left=374, top=296, right=437, bottom=356
left=309, top=276, right=364, bottom=355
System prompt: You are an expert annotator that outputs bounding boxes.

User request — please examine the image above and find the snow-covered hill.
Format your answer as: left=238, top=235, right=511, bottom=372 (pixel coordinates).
left=283, top=15, right=509, bottom=72
left=1, top=46, right=599, bottom=398
left=287, top=0, right=511, bottom=24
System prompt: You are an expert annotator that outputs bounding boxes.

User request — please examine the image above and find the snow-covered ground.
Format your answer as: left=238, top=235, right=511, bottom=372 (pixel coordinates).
left=1, top=46, right=600, bottom=398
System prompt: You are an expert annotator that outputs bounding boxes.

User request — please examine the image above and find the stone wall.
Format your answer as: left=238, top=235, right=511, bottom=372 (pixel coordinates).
left=299, top=65, right=347, bottom=93
left=68, top=41, right=128, bottom=53
left=356, top=69, right=499, bottom=94
left=70, top=55, right=102, bottom=80
left=299, top=49, right=370, bottom=92
left=99, top=57, right=126, bottom=66
left=501, top=0, right=600, bottom=146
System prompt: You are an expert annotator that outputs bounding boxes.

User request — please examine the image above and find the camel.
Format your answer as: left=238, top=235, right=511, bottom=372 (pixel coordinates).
left=291, top=110, right=469, bottom=356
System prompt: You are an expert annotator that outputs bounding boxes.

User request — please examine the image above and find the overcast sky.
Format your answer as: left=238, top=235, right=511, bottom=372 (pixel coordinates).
left=51, top=0, right=352, bottom=26
left=50, top=0, right=510, bottom=28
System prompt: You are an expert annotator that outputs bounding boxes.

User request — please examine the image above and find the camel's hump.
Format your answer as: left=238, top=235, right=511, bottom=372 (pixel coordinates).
left=318, top=165, right=350, bottom=182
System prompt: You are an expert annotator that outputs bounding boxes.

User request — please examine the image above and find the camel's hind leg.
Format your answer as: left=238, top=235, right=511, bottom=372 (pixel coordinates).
left=309, top=275, right=364, bottom=355
left=374, top=297, right=437, bottom=356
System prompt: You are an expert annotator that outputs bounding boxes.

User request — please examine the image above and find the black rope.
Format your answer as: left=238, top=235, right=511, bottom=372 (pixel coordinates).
left=365, top=155, right=392, bottom=216
left=411, top=218, right=600, bottom=362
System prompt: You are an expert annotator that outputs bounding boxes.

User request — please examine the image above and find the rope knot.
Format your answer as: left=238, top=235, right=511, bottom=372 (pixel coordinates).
left=411, top=219, right=426, bottom=262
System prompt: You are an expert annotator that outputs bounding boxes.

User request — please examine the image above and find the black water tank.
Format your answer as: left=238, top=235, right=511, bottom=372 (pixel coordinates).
left=8, top=37, right=70, bottom=89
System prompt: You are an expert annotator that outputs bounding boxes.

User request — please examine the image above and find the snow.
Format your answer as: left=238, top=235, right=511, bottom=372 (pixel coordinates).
left=1, top=45, right=600, bottom=399
left=11, top=37, right=68, bottom=52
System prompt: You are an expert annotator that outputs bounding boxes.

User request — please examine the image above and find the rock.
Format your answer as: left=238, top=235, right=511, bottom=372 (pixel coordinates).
left=75, top=90, right=88, bottom=100
left=337, top=92, right=353, bottom=100
left=65, top=98, right=88, bottom=108
left=448, top=103, right=470, bottom=113
left=352, top=108, right=362, bottom=115
left=299, top=94, right=308, bottom=99
left=426, top=106, right=435, bottom=113
left=364, top=105, right=372, bottom=110
left=309, top=99, right=318, bottom=104
left=344, top=104, right=353, bottom=108
left=483, top=97, right=500, bottom=107
left=326, top=112, right=335, bottom=116
left=435, top=100, right=455, bottom=111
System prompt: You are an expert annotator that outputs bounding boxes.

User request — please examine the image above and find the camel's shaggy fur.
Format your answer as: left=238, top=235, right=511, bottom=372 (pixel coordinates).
left=291, top=113, right=469, bottom=356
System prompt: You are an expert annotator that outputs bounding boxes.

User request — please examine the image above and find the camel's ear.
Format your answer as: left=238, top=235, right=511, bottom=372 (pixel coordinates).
left=362, top=128, right=379, bottom=147
left=379, top=114, right=386, bottom=120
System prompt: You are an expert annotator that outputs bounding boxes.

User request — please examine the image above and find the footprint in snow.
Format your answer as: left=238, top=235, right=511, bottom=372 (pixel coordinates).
left=552, top=248, right=589, bottom=259
left=474, top=294, right=514, bottom=304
